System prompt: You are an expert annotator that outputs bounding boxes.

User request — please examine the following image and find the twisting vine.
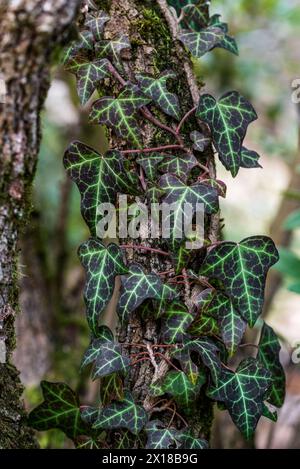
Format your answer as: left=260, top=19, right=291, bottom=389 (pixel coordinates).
left=29, top=0, right=285, bottom=449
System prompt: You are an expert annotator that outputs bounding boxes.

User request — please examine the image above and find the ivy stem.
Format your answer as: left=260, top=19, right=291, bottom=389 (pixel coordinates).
left=238, top=343, right=259, bottom=350
left=153, top=352, right=181, bottom=372
left=120, top=244, right=170, bottom=257
left=139, top=166, right=147, bottom=191
left=176, top=106, right=197, bottom=134
left=121, top=144, right=184, bottom=155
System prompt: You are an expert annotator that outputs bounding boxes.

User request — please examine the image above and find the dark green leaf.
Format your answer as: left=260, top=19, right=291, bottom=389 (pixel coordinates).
left=93, top=392, right=148, bottom=435
left=197, top=91, right=258, bottom=177
left=215, top=35, right=239, bottom=56
left=174, top=337, right=221, bottom=384
left=63, top=31, right=94, bottom=65
left=161, top=301, right=194, bottom=344
left=95, top=35, right=131, bottom=65
left=79, top=239, right=128, bottom=333
left=151, top=370, right=204, bottom=409
left=89, top=84, right=151, bottom=147
left=201, top=178, right=227, bottom=198
left=179, top=27, right=224, bottom=59
left=258, top=323, right=285, bottom=408
left=284, top=209, right=300, bottom=230
left=92, top=341, right=130, bottom=379
left=100, top=373, right=125, bottom=406
left=191, top=288, right=246, bottom=356
left=118, top=264, right=176, bottom=322
left=85, top=11, right=110, bottom=40
left=81, top=325, right=114, bottom=368
left=145, top=420, right=180, bottom=449
left=199, top=237, right=279, bottom=327
left=75, top=59, right=110, bottom=105
left=137, top=154, right=165, bottom=181
left=64, top=141, right=138, bottom=235
left=158, top=154, right=198, bottom=182
left=28, top=382, right=88, bottom=440
left=262, top=403, right=278, bottom=422
left=177, top=431, right=209, bottom=449
left=136, top=70, right=181, bottom=120
left=240, top=147, right=262, bottom=169
left=190, top=130, right=210, bottom=152
left=207, top=357, right=272, bottom=439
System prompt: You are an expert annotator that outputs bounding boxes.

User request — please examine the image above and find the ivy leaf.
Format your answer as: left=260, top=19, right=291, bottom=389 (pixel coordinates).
left=145, top=420, right=180, bottom=449
left=177, top=431, right=209, bottom=449
left=158, top=153, right=198, bottom=182
left=174, top=337, right=221, bottom=384
left=151, top=370, right=204, bottom=409
left=240, top=147, right=262, bottom=169
left=81, top=330, right=129, bottom=379
left=215, top=35, right=239, bottom=56
left=188, top=313, right=219, bottom=338
left=179, top=27, right=224, bottom=59
left=262, top=403, right=278, bottom=422
left=95, top=35, right=131, bottom=65
left=74, top=59, right=110, bottom=105
left=78, top=239, right=128, bottom=334
left=136, top=154, right=165, bottom=181
left=159, top=173, right=219, bottom=251
left=201, top=178, right=227, bottom=198
left=175, top=348, right=200, bottom=385
left=81, top=325, right=114, bottom=368
left=81, top=406, right=101, bottom=426
left=191, top=289, right=246, bottom=356
left=190, top=130, right=210, bottom=152
left=196, top=91, right=258, bottom=177
left=100, top=373, right=125, bottom=406
left=199, top=237, right=279, bottom=327
left=93, top=392, right=148, bottom=435
left=89, top=84, right=151, bottom=147
left=136, top=71, right=181, bottom=120
left=85, top=11, right=110, bottom=40
left=258, top=323, right=285, bottom=408
left=209, top=14, right=228, bottom=32
left=118, top=264, right=176, bottom=323
left=63, top=31, right=94, bottom=65
left=28, top=382, right=88, bottom=441
left=161, top=301, right=194, bottom=344
left=91, top=341, right=130, bottom=380
left=64, top=141, right=138, bottom=236
left=207, top=357, right=272, bottom=439
left=181, top=2, right=210, bottom=30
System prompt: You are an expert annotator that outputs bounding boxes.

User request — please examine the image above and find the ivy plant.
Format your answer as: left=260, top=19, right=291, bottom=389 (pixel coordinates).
left=29, top=0, right=285, bottom=449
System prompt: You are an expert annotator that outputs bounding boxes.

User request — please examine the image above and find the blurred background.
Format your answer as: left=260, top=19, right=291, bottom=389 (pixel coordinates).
left=14, top=0, right=300, bottom=448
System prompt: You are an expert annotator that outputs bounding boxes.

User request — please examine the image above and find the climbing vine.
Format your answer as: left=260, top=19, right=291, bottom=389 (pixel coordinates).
left=29, top=0, right=285, bottom=449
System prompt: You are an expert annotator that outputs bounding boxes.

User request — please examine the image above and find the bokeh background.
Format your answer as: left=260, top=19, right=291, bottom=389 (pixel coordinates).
left=15, top=0, right=300, bottom=448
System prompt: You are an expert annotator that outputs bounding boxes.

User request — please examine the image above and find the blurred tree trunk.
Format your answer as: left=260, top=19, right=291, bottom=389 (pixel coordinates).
left=0, top=0, right=80, bottom=449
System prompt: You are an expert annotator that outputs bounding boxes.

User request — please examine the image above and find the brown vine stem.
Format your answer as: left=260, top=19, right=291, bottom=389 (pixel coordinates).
left=176, top=106, right=197, bottom=134
left=120, top=244, right=171, bottom=257
left=121, top=144, right=184, bottom=155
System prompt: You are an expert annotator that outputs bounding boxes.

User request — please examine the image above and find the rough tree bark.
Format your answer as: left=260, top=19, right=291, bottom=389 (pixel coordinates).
left=92, top=0, right=220, bottom=446
left=0, top=0, right=80, bottom=449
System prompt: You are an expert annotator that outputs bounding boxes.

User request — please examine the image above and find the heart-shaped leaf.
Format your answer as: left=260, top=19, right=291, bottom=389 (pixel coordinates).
left=158, top=153, right=198, bottom=182
left=137, top=154, right=165, bottom=181
left=90, top=84, right=151, bottom=146
left=151, top=370, right=204, bottom=409
left=240, top=147, right=262, bottom=169
left=199, top=236, right=279, bottom=327
left=196, top=91, right=258, bottom=177
left=100, top=373, right=125, bottom=406
left=177, top=431, right=209, bottom=449
left=118, top=264, right=176, bottom=323
left=145, top=420, right=181, bottom=449
left=207, top=357, right=272, bottom=439
left=161, top=301, right=194, bottom=344
left=64, top=141, right=138, bottom=235
left=258, top=323, right=285, bottom=408
left=179, top=27, right=224, bottom=59
left=68, top=58, right=110, bottom=105
left=190, top=130, right=210, bottom=152
left=28, top=382, right=89, bottom=441
left=136, top=70, right=181, bottom=120
left=85, top=11, right=110, bottom=40
left=93, top=392, right=148, bottom=435
left=79, top=239, right=128, bottom=334
left=190, top=288, right=246, bottom=356
left=174, top=337, right=221, bottom=384
left=95, top=35, right=131, bottom=65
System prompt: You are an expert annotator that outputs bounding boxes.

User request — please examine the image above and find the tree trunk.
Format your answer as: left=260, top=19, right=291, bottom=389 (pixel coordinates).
left=96, top=0, right=220, bottom=445
left=0, top=0, right=80, bottom=449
